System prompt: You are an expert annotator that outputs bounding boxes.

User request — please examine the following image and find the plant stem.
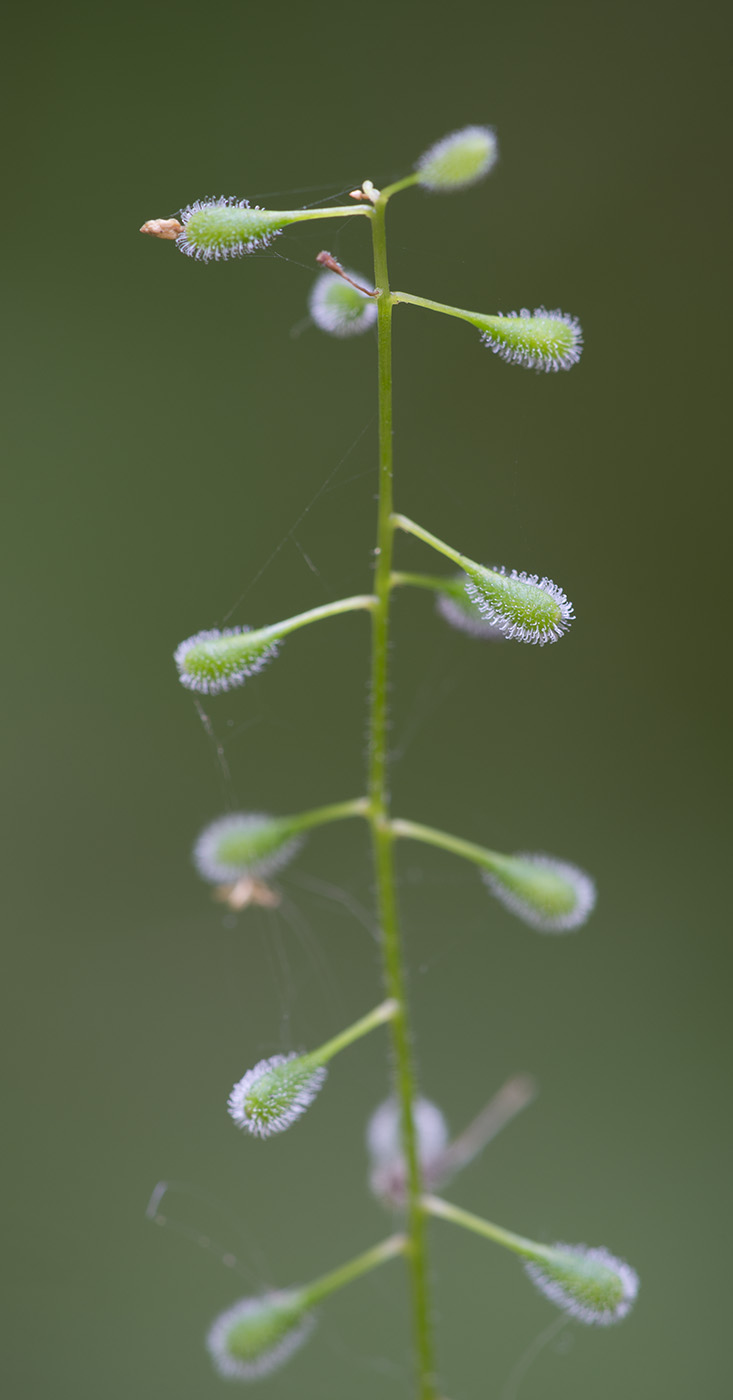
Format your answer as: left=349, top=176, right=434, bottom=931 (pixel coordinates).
left=302, top=1233, right=407, bottom=1309
left=312, top=997, right=398, bottom=1065
left=368, top=198, right=438, bottom=1400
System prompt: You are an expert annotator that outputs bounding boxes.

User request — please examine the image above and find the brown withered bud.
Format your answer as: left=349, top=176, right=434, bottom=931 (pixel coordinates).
left=140, top=217, right=184, bottom=240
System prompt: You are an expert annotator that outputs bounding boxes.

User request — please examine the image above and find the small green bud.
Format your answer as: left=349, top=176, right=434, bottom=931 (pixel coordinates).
left=464, top=565, right=574, bottom=645
left=483, top=853, right=596, bottom=932
left=436, top=572, right=507, bottom=641
left=525, top=1243, right=639, bottom=1326
left=193, top=812, right=304, bottom=884
left=474, top=307, right=583, bottom=372
left=177, top=198, right=294, bottom=260
left=309, top=269, right=377, bottom=337
left=416, top=126, right=498, bottom=192
left=206, top=1289, right=314, bottom=1379
left=175, top=626, right=279, bottom=694
left=228, top=1052, right=328, bottom=1138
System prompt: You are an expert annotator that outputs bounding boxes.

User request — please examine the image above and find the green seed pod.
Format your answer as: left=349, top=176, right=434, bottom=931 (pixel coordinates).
left=227, top=1053, right=328, bottom=1138
left=464, top=565, right=574, bottom=645
left=309, top=270, right=377, bottom=337
left=416, top=126, right=498, bottom=192
left=175, top=626, right=280, bottom=694
left=483, top=853, right=596, bottom=932
left=473, top=308, right=583, bottom=372
left=177, top=198, right=295, bottom=260
left=525, top=1243, right=639, bottom=1326
left=206, top=1289, right=314, bottom=1379
left=193, top=812, right=304, bottom=884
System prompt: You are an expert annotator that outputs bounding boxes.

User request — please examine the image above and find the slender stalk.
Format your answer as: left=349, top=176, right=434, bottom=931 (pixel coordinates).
left=252, top=593, right=377, bottom=646
left=380, top=173, right=420, bottom=200
left=391, top=514, right=476, bottom=573
left=391, top=288, right=487, bottom=328
left=390, top=571, right=456, bottom=594
left=290, top=796, right=370, bottom=834
left=286, top=205, right=374, bottom=224
left=390, top=817, right=506, bottom=873
left=312, top=997, right=398, bottom=1064
left=302, top=1233, right=407, bottom=1308
left=368, top=198, right=438, bottom=1400
left=422, top=1195, right=553, bottom=1264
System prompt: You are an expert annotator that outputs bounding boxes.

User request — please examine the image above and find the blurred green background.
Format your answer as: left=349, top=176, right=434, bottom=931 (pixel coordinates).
left=4, top=0, right=730, bottom=1395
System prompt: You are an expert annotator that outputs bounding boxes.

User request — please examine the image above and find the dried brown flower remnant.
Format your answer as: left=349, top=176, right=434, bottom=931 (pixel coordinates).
left=140, top=217, right=183, bottom=240
left=213, top=877, right=281, bottom=911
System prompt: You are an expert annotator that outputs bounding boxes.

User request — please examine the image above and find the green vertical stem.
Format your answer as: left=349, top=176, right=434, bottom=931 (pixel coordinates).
left=367, top=197, right=438, bottom=1400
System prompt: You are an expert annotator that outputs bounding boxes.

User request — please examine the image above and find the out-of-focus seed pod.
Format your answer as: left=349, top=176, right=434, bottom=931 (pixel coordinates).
left=309, top=270, right=377, bottom=337
left=367, top=1096, right=449, bottom=1204
left=435, top=573, right=507, bottom=640
left=524, top=1243, right=639, bottom=1326
left=227, top=1053, right=328, bottom=1138
left=193, top=812, right=304, bottom=885
left=483, top=853, right=596, bottom=932
left=416, top=126, right=498, bottom=192
left=206, top=1289, right=315, bottom=1380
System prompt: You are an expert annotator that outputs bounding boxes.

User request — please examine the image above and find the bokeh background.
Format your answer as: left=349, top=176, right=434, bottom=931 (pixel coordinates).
left=4, top=1, right=730, bottom=1396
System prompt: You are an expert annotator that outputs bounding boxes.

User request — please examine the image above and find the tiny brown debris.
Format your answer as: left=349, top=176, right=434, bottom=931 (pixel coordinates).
left=139, top=217, right=183, bottom=240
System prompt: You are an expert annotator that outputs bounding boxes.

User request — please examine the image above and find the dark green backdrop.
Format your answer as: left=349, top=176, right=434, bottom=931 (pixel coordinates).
left=4, top=1, right=730, bottom=1396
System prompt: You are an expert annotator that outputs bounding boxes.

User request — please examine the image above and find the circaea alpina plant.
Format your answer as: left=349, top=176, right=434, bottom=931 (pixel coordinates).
left=144, top=125, right=638, bottom=1396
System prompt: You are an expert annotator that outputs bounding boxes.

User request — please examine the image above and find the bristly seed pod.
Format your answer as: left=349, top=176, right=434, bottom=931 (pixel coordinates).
left=483, top=853, right=596, bottom=932
left=177, top=197, right=291, bottom=260
left=524, top=1243, right=639, bottom=1326
left=227, top=1053, right=328, bottom=1138
left=206, top=1289, right=315, bottom=1379
left=464, top=566, right=574, bottom=645
left=435, top=573, right=507, bottom=641
left=416, top=126, right=498, bottom=192
left=174, top=626, right=280, bottom=694
left=193, top=812, right=304, bottom=885
left=478, top=308, right=583, bottom=372
left=309, top=270, right=378, bottom=338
